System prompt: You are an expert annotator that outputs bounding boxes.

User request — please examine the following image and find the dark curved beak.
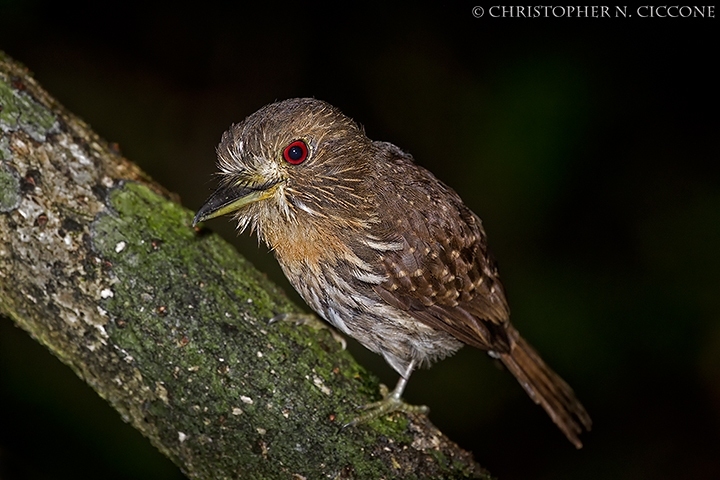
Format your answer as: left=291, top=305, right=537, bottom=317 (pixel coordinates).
left=193, top=183, right=268, bottom=226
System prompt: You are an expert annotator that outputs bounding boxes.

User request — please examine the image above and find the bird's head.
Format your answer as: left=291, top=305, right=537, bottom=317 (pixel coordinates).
left=194, top=98, right=375, bottom=244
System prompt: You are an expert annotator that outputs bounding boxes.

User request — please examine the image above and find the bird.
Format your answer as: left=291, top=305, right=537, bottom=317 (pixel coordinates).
left=193, top=98, right=591, bottom=448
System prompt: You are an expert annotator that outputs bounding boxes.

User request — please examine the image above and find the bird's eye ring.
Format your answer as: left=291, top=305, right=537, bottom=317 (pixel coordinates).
left=283, top=140, right=308, bottom=165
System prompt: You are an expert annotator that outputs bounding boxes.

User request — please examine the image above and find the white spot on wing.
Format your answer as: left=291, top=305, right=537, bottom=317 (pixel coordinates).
left=363, top=237, right=404, bottom=251
left=352, top=270, right=387, bottom=284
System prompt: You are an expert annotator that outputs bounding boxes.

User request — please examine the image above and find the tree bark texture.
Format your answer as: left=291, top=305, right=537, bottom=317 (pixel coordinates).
left=0, top=52, right=490, bottom=479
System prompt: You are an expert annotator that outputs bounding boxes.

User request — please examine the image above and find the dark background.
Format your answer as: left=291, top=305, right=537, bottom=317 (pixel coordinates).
left=1, top=2, right=718, bottom=479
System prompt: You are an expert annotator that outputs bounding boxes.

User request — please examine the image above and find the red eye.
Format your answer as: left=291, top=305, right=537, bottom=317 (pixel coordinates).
left=283, top=140, right=308, bottom=165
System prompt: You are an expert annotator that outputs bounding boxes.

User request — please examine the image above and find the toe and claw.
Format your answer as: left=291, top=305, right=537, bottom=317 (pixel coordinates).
left=342, top=381, right=429, bottom=430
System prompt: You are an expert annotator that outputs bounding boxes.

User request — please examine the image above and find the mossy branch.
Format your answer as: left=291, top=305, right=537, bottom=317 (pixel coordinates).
left=0, top=51, right=489, bottom=480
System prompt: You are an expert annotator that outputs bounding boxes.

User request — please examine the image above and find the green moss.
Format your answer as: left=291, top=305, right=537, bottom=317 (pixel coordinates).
left=90, top=183, right=389, bottom=477
left=87, top=182, right=480, bottom=478
left=0, top=76, right=58, bottom=142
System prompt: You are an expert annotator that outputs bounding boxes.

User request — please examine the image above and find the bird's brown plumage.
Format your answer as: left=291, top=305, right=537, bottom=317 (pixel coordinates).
left=195, top=98, right=591, bottom=448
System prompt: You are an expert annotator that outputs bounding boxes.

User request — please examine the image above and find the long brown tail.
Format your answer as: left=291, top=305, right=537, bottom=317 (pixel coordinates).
left=499, top=327, right=592, bottom=448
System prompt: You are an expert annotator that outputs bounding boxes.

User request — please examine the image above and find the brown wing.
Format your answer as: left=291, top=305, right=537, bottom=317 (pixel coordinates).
left=369, top=144, right=512, bottom=353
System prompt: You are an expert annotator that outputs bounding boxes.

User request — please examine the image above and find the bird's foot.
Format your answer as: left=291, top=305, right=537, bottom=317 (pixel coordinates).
left=342, top=383, right=429, bottom=428
left=269, top=312, right=347, bottom=350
